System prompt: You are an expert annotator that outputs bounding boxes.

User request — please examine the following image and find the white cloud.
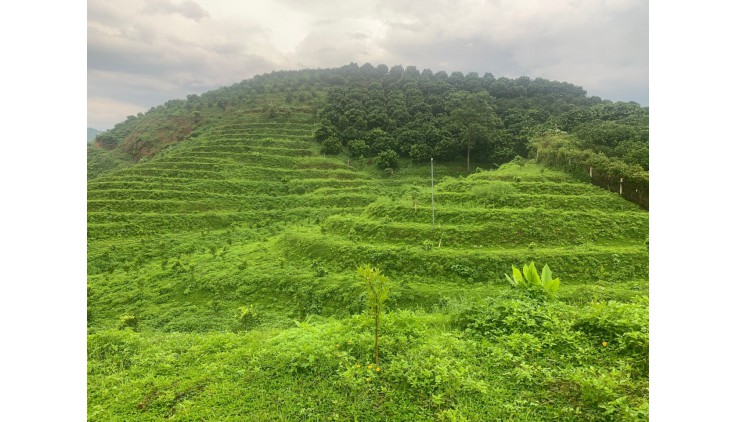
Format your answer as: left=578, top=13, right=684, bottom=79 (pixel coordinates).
left=88, top=96, right=148, bottom=130
left=143, top=0, right=210, bottom=21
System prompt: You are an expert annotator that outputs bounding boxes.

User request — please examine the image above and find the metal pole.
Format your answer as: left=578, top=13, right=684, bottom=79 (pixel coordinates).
left=431, top=157, right=435, bottom=229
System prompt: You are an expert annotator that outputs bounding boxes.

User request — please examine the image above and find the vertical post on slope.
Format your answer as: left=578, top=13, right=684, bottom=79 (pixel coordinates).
left=431, top=157, right=435, bottom=230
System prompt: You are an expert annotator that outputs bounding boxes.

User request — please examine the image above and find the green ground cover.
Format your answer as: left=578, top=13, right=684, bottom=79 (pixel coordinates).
left=88, top=104, right=648, bottom=420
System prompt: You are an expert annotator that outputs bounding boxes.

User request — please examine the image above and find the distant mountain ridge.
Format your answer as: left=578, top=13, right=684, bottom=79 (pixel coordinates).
left=87, top=127, right=101, bottom=142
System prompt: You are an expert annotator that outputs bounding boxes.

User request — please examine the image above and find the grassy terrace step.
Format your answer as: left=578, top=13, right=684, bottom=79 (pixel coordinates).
left=88, top=177, right=379, bottom=195
left=322, top=212, right=648, bottom=247
left=466, top=163, right=577, bottom=182
left=88, top=189, right=219, bottom=201
left=87, top=187, right=380, bottom=202
left=88, top=179, right=285, bottom=194
left=212, top=123, right=316, bottom=131
left=204, top=135, right=314, bottom=143
left=137, top=156, right=348, bottom=170
left=278, top=228, right=648, bottom=283
left=432, top=192, right=641, bottom=211
left=203, top=133, right=314, bottom=142
left=363, top=201, right=648, bottom=225
left=190, top=133, right=314, bottom=141
left=309, top=186, right=383, bottom=195
left=138, top=155, right=226, bottom=164
left=282, top=178, right=381, bottom=193
left=88, top=200, right=238, bottom=213
left=87, top=211, right=244, bottom=225
left=88, top=212, right=243, bottom=239
left=182, top=147, right=316, bottom=158
left=204, top=119, right=314, bottom=125
left=135, top=161, right=244, bottom=171
left=116, top=166, right=367, bottom=181
left=117, top=168, right=229, bottom=179
left=87, top=194, right=376, bottom=213
left=193, top=135, right=315, bottom=143
left=187, top=140, right=316, bottom=152
left=210, top=129, right=315, bottom=137
left=465, top=173, right=575, bottom=183
left=87, top=207, right=366, bottom=240
left=437, top=179, right=610, bottom=196
left=201, top=129, right=310, bottom=137
left=212, top=124, right=315, bottom=131
left=215, top=121, right=317, bottom=126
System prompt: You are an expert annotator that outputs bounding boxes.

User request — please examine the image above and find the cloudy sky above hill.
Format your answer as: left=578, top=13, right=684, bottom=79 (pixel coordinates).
left=87, top=0, right=648, bottom=130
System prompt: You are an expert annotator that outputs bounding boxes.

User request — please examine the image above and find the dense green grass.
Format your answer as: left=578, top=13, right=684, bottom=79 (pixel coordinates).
left=87, top=106, right=648, bottom=420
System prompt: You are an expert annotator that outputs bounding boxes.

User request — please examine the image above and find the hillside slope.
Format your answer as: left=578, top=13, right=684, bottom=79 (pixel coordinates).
left=87, top=67, right=648, bottom=420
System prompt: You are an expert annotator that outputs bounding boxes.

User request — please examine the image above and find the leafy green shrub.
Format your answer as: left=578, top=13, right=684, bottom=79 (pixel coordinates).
left=557, top=363, right=649, bottom=421
left=468, top=181, right=515, bottom=203
left=88, top=329, right=141, bottom=371
left=310, top=260, right=328, bottom=277
left=375, top=149, right=399, bottom=170
left=236, top=305, right=259, bottom=330
left=512, top=155, right=527, bottom=166
left=118, top=314, right=140, bottom=331
left=347, top=139, right=369, bottom=158
left=450, top=264, right=478, bottom=282
left=506, top=262, right=560, bottom=300
left=455, top=298, right=558, bottom=337
left=572, top=300, right=647, bottom=340
left=252, top=317, right=366, bottom=377
left=437, top=409, right=470, bottom=422
left=409, top=143, right=432, bottom=163
left=572, top=299, right=649, bottom=368
left=320, top=136, right=343, bottom=155
left=383, top=331, right=488, bottom=410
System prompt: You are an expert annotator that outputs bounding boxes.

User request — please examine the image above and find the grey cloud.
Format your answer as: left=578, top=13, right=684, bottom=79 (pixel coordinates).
left=291, top=24, right=387, bottom=69
left=88, top=1, right=285, bottom=129
left=368, top=0, right=647, bottom=104
left=379, top=36, right=524, bottom=77
left=143, top=0, right=210, bottom=21
left=88, top=0, right=648, bottom=129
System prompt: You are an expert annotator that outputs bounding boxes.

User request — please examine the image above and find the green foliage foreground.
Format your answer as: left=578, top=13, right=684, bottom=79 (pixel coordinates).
left=89, top=294, right=648, bottom=421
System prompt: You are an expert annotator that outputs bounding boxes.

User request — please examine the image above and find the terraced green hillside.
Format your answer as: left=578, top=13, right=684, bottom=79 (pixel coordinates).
left=88, top=87, right=648, bottom=420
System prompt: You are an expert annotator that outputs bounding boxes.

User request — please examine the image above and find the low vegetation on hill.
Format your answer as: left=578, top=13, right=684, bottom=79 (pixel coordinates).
left=88, top=64, right=648, bottom=420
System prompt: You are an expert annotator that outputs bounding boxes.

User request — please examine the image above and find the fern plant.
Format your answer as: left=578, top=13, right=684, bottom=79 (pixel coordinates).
left=505, top=262, right=561, bottom=300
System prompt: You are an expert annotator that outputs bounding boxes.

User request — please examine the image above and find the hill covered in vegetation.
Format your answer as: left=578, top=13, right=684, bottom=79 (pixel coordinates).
left=87, top=64, right=648, bottom=420
left=88, top=127, right=101, bottom=143
left=90, top=64, right=647, bottom=178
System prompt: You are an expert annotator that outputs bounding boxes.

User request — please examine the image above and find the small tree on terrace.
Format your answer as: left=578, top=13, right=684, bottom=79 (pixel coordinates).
left=321, top=136, right=343, bottom=155
left=357, top=265, right=390, bottom=365
left=375, top=149, right=399, bottom=170
left=404, top=183, right=423, bottom=211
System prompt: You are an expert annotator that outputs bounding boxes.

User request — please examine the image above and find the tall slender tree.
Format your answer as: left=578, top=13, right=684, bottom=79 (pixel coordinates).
left=448, top=91, right=502, bottom=172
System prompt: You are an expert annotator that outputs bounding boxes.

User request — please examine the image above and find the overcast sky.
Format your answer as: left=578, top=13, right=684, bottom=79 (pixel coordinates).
left=87, top=0, right=648, bottom=130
